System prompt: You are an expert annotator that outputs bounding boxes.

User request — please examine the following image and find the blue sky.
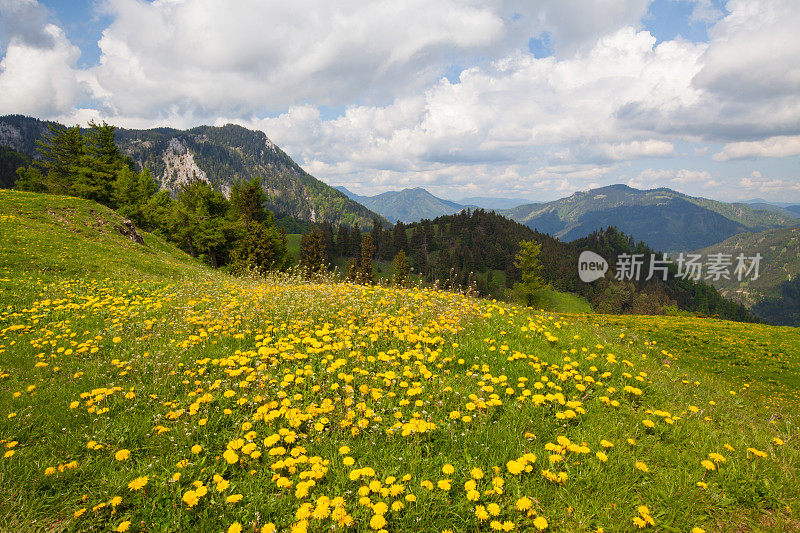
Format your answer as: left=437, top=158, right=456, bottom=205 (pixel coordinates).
left=1, top=0, right=798, bottom=202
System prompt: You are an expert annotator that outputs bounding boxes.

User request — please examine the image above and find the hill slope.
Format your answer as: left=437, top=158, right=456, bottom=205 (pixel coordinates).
left=693, top=225, right=800, bottom=325
left=694, top=225, right=800, bottom=304
left=0, top=114, right=386, bottom=228
left=335, top=186, right=468, bottom=223
left=0, top=191, right=798, bottom=532
left=501, top=184, right=799, bottom=251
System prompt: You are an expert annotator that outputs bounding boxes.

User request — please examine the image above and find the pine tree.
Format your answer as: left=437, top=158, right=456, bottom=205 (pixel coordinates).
left=298, top=227, right=326, bottom=277
left=393, top=221, right=408, bottom=252
left=350, top=223, right=362, bottom=258
left=230, top=177, right=267, bottom=223
left=336, top=224, right=349, bottom=256
left=35, top=124, right=89, bottom=195
left=230, top=219, right=288, bottom=273
left=358, top=234, right=375, bottom=284
left=508, top=240, right=546, bottom=306
left=392, top=250, right=410, bottom=287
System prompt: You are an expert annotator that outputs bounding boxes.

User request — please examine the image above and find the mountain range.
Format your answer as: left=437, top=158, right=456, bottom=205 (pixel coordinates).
left=3, top=114, right=799, bottom=261
left=499, top=184, right=799, bottom=252
left=334, top=186, right=473, bottom=223
left=0, top=114, right=386, bottom=228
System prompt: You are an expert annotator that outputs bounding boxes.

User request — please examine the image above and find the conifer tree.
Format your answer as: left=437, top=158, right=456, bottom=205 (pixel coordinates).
left=358, top=234, right=375, bottom=284
left=392, top=250, right=410, bottom=287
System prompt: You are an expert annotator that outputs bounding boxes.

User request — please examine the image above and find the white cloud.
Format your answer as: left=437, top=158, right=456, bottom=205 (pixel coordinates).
left=712, top=135, right=800, bottom=161
left=0, top=0, right=799, bottom=201
left=628, top=168, right=720, bottom=189
left=738, top=174, right=800, bottom=196
left=0, top=21, right=87, bottom=116
left=88, top=0, right=513, bottom=117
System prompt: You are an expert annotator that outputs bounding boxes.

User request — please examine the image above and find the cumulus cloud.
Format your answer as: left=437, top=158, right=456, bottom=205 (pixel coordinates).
left=628, top=168, right=721, bottom=190
left=712, top=135, right=800, bottom=161
left=0, top=1, right=88, bottom=117
left=0, top=0, right=54, bottom=48
left=1, top=0, right=799, bottom=200
left=738, top=173, right=800, bottom=196
left=88, top=0, right=513, bottom=117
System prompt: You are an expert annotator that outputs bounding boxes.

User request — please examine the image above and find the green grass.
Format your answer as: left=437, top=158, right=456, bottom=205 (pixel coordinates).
left=531, top=288, right=593, bottom=314
left=584, top=314, right=800, bottom=411
left=1, top=190, right=798, bottom=533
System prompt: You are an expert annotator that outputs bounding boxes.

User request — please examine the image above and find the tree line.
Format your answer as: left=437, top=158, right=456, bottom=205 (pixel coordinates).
left=15, top=122, right=288, bottom=272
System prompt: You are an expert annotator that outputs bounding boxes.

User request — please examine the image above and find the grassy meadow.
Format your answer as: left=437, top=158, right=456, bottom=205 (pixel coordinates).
left=0, top=190, right=798, bottom=532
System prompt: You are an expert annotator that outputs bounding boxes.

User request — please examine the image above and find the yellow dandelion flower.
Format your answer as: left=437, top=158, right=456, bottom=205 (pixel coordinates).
left=128, top=476, right=149, bottom=491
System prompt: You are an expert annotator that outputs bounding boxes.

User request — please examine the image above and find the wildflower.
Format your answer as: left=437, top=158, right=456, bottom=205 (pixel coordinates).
left=475, top=505, right=489, bottom=521
left=228, top=523, right=242, bottom=533
left=369, top=514, right=386, bottom=530
left=442, top=463, right=455, bottom=475
left=226, top=494, right=243, bottom=503
left=506, top=460, right=524, bottom=474
left=128, top=476, right=149, bottom=490
left=191, top=444, right=202, bottom=454
left=116, top=522, right=131, bottom=532
left=182, top=490, right=200, bottom=507
left=701, top=460, right=715, bottom=471
left=115, top=449, right=131, bottom=461
left=533, top=516, right=548, bottom=529
left=635, top=462, right=649, bottom=473
left=223, top=449, right=239, bottom=464
left=515, top=496, right=532, bottom=511
left=708, top=453, right=726, bottom=463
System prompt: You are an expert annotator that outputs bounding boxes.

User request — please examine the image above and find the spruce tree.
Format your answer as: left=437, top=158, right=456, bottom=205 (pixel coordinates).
left=392, top=250, right=410, bottom=287
left=358, top=234, right=375, bottom=284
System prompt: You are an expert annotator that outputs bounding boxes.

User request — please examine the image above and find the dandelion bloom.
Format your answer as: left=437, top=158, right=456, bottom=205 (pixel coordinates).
left=369, top=514, right=386, bottom=530
left=182, top=490, right=200, bottom=507
left=116, top=522, right=131, bottom=532
left=128, top=476, right=149, bottom=490
left=533, top=516, right=548, bottom=530
left=223, top=449, right=239, bottom=464
left=228, top=523, right=242, bottom=533
left=516, top=496, right=532, bottom=511
left=115, top=449, right=131, bottom=461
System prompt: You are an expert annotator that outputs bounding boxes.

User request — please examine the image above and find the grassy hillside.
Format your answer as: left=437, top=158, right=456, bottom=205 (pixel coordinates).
left=1, top=191, right=798, bottom=532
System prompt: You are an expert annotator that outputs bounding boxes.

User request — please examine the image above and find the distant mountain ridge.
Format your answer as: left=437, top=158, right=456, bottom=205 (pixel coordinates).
left=0, top=114, right=387, bottom=228
left=500, top=184, right=799, bottom=252
left=334, top=186, right=471, bottom=223
left=694, top=225, right=800, bottom=301
left=458, top=196, right=535, bottom=210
